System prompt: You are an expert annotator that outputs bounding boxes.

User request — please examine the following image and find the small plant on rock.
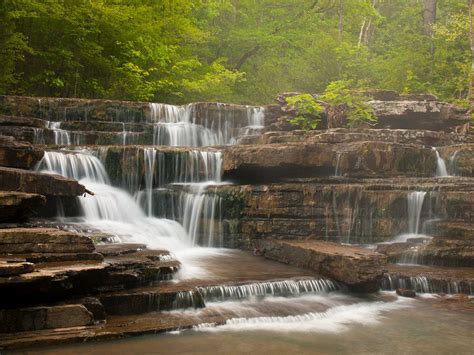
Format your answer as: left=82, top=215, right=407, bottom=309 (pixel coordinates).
left=285, top=94, right=324, bottom=131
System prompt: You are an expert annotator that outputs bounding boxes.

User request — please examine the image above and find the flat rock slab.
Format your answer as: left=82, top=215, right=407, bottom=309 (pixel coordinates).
left=0, top=167, right=84, bottom=196
left=0, top=192, right=46, bottom=222
left=0, top=261, right=35, bottom=276
left=0, top=228, right=94, bottom=254
left=260, top=240, right=387, bottom=292
left=223, top=141, right=436, bottom=182
left=0, top=135, right=44, bottom=169
left=0, top=305, right=94, bottom=333
left=95, top=243, right=148, bottom=257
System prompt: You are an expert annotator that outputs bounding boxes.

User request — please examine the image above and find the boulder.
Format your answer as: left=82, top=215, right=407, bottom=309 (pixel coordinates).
left=0, top=135, right=44, bottom=169
left=260, top=239, right=387, bottom=292
left=0, top=228, right=95, bottom=254
left=0, top=192, right=46, bottom=222
left=223, top=141, right=437, bottom=182
left=0, top=305, right=94, bottom=333
left=0, top=167, right=85, bottom=196
left=396, top=288, right=416, bottom=298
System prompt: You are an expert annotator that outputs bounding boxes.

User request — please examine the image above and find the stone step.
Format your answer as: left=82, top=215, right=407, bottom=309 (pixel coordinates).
left=0, top=115, right=47, bottom=128
left=0, top=135, right=44, bottom=169
left=223, top=141, right=438, bottom=182
left=0, top=304, right=96, bottom=334
left=0, top=249, right=180, bottom=308
left=0, top=192, right=46, bottom=223
left=259, top=239, right=387, bottom=292
left=382, top=264, right=474, bottom=295
left=426, top=221, right=474, bottom=239
left=0, top=261, right=35, bottom=276
left=376, top=237, right=474, bottom=267
left=0, top=167, right=85, bottom=197
left=0, top=228, right=95, bottom=254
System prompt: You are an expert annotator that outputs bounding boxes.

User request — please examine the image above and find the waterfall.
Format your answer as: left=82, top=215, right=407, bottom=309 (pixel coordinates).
left=198, top=279, right=338, bottom=302
left=407, top=191, right=426, bottom=235
left=334, top=153, right=342, bottom=177
left=432, top=147, right=449, bottom=177
left=36, top=151, right=110, bottom=184
left=47, top=122, right=71, bottom=145
left=149, top=103, right=265, bottom=147
left=143, top=147, right=157, bottom=216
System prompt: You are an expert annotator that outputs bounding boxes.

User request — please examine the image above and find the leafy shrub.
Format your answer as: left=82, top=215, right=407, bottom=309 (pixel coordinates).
left=285, top=94, right=324, bottom=131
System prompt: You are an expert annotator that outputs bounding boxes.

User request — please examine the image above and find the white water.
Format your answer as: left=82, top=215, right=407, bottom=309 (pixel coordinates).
left=150, top=103, right=265, bottom=147
left=195, top=295, right=412, bottom=334
left=35, top=150, right=227, bottom=279
left=385, top=191, right=430, bottom=244
left=47, top=121, right=71, bottom=145
left=432, top=147, right=449, bottom=177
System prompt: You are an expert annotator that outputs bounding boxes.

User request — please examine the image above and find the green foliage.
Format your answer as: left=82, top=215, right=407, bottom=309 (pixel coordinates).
left=320, top=81, right=377, bottom=128
left=285, top=94, right=323, bottom=131
left=0, top=0, right=470, bottom=104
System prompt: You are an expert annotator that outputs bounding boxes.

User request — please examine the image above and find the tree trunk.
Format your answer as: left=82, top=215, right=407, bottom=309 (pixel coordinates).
left=338, top=0, right=344, bottom=41
left=423, top=0, right=437, bottom=36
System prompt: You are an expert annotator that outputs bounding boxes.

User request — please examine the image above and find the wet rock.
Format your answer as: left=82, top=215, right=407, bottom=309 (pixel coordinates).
left=0, top=192, right=46, bottom=222
left=0, top=261, right=35, bottom=276
left=0, top=305, right=94, bottom=333
left=223, top=141, right=437, bottom=182
left=95, top=243, right=148, bottom=257
left=257, top=129, right=474, bottom=147
left=100, top=288, right=204, bottom=316
left=0, top=135, right=44, bottom=169
left=20, top=252, right=104, bottom=264
left=396, top=288, right=416, bottom=298
left=260, top=240, right=387, bottom=292
left=438, top=144, right=474, bottom=177
left=0, top=228, right=95, bottom=254
left=0, top=167, right=85, bottom=196
left=382, top=264, right=474, bottom=295
left=0, top=115, right=47, bottom=128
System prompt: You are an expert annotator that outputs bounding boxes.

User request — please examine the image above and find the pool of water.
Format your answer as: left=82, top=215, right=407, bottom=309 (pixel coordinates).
left=24, top=293, right=473, bottom=355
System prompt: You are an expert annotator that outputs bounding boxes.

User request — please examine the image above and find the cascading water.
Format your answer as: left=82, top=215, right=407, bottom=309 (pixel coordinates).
left=48, top=121, right=71, bottom=145
left=432, top=147, right=449, bottom=177
left=149, top=103, right=264, bottom=147
left=407, top=191, right=426, bottom=235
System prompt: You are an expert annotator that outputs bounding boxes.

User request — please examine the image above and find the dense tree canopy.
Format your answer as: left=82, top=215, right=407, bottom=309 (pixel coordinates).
left=0, top=0, right=470, bottom=105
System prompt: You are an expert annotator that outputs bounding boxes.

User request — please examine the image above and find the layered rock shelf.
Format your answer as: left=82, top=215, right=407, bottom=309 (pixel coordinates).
left=0, top=93, right=472, bottom=350
left=259, top=240, right=387, bottom=292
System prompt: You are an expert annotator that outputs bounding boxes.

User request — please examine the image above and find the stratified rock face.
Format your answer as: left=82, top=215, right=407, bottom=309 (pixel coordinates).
left=0, top=192, right=46, bottom=222
left=0, top=261, right=35, bottom=277
left=439, top=144, right=474, bottom=177
left=257, top=128, right=474, bottom=147
left=0, top=167, right=85, bottom=196
left=0, top=228, right=95, bottom=254
left=223, top=141, right=437, bottom=182
left=0, top=135, right=44, bottom=169
left=260, top=240, right=387, bottom=292
left=0, top=305, right=94, bottom=333
left=267, top=91, right=470, bottom=132
left=371, top=100, right=469, bottom=131
left=214, top=178, right=474, bottom=248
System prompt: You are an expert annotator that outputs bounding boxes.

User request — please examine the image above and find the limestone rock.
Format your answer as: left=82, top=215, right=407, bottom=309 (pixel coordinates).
left=0, top=192, right=46, bottom=222
left=0, top=305, right=94, bottom=333
left=260, top=239, right=387, bottom=292
left=0, top=261, right=35, bottom=276
left=223, top=141, right=437, bottom=182
left=0, top=228, right=95, bottom=254
left=0, top=135, right=44, bottom=169
left=396, top=288, right=416, bottom=298
left=0, top=167, right=85, bottom=196
left=0, top=115, right=47, bottom=128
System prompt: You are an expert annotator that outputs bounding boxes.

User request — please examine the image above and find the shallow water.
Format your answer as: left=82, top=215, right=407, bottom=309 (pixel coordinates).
left=22, top=294, right=474, bottom=355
